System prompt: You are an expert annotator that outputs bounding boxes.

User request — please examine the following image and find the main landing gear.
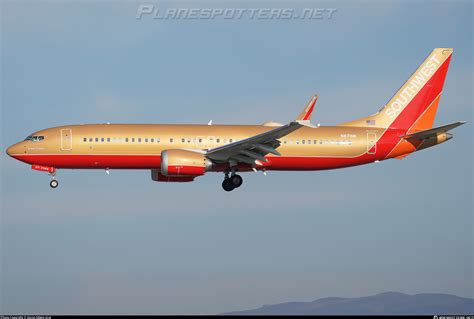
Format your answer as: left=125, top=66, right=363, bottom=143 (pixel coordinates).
left=222, top=172, right=243, bottom=192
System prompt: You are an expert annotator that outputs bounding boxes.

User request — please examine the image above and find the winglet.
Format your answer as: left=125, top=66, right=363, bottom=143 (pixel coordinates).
left=296, top=95, right=318, bottom=122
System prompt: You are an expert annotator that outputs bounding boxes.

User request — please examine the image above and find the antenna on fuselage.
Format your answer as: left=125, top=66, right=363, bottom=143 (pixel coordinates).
left=208, top=120, right=213, bottom=125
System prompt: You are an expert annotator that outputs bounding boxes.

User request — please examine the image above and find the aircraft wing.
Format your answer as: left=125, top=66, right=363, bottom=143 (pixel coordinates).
left=401, top=121, right=466, bottom=141
left=206, top=94, right=318, bottom=165
left=206, top=121, right=303, bottom=163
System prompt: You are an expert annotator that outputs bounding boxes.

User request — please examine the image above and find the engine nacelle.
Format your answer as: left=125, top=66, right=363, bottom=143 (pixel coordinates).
left=160, top=149, right=212, bottom=177
left=151, top=170, right=195, bottom=182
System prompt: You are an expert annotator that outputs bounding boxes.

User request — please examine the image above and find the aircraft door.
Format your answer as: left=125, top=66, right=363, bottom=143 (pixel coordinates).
left=366, top=131, right=376, bottom=155
left=61, top=128, right=72, bottom=151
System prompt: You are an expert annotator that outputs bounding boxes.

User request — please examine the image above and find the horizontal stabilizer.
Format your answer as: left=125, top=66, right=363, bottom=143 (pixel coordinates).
left=401, top=121, right=466, bottom=140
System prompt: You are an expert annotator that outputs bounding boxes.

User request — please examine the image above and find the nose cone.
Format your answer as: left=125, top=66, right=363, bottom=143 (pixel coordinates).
left=6, top=143, right=22, bottom=158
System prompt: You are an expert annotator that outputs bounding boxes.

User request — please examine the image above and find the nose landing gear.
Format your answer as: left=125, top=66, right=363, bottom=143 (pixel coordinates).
left=31, top=165, right=59, bottom=189
left=50, top=179, right=59, bottom=188
left=222, top=171, right=243, bottom=192
left=49, top=171, right=59, bottom=189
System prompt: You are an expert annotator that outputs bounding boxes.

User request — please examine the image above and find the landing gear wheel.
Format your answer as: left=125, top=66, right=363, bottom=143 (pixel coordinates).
left=50, top=180, right=59, bottom=189
left=230, top=174, right=243, bottom=188
left=222, top=178, right=235, bottom=192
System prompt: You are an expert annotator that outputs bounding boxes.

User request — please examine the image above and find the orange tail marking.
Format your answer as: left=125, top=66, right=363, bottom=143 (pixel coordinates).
left=386, top=93, right=442, bottom=159
left=408, top=93, right=441, bottom=133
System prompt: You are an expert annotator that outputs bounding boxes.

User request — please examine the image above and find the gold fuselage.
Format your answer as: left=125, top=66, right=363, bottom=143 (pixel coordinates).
left=6, top=123, right=394, bottom=171
left=7, top=116, right=453, bottom=176
left=11, top=125, right=376, bottom=155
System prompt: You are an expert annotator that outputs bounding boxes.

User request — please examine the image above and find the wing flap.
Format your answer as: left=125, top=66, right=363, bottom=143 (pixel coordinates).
left=252, top=143, right=281, bottom=156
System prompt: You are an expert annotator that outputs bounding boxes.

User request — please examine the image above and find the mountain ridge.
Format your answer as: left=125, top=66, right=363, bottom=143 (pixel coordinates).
left=222, top=292, right=474, bottom=315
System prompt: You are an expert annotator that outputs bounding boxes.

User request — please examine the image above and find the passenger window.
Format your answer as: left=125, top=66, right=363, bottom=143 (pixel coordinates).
left=314, top=140, right=317, bottom=144
left=296, top=140, right=300, bottom=144
left=138, top=138, right=142, bottom=143
left=216, top=138, right=220, bottom=143
left=125, top=138, right=129, bottom=142
left=170, top=138, right=173, bottom=143
left=150, top=138, right=154, bottom=143
left=83, top=137, right=87, bottom=142
left=229, top=139, right=233, bottom=143
left=145, top=138, right=148, bottom=143
left=302, top=140, right=305, bottom=144
left=198, top=138, right=202, bottom=143
left=95, top=138, right=99, bottom=142
left=181, top=138, right=185, bottom=143
left=89, top=138, right=93, bottom=142
left=157, top=138, right=160, bottom=143
left=101, top=138, right=105, bottom=142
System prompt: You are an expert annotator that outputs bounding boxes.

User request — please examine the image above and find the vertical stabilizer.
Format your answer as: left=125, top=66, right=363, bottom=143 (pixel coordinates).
left=339, top=48, right=453, bottom=132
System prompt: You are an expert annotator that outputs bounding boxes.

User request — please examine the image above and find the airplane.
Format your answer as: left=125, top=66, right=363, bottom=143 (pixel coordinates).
left=6, top=48, right=466, bottom=191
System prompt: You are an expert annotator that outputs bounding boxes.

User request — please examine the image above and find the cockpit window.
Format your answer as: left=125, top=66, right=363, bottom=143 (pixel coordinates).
left=24, top=135, right=44, bottom=142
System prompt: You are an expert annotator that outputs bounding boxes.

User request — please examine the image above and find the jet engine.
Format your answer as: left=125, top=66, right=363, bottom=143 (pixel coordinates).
left=160, top=149, right=212, bottom=177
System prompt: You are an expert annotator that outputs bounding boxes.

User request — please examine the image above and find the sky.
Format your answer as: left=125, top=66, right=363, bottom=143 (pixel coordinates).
left=0, top=0, right=473, bottom=315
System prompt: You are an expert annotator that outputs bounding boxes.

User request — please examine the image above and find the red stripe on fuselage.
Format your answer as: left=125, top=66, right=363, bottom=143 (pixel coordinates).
left=11, top=153, right=378, bottom=171
left=12, top=154, right=161, bottom=169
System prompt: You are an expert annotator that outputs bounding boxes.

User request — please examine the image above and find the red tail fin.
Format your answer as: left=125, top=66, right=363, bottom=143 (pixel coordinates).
left=340, top=48, right=453, bottom=132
